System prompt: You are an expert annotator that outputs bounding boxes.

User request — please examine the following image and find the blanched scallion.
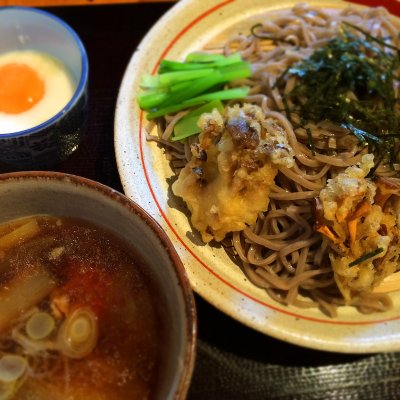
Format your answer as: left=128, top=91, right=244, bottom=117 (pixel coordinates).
left=172, top=100, right=224, bottom=141
left=159, top=53, right=242, bottom=72
left=137, top=52, right=251, bottom=121
left=184, top=52, right=226, bottom=63
left=137, top=91, right=169, bottom=110
left=157, top=73, right=224, bottom=109
left=147, top=87, right=249, bottom=120
left=182, top=87, right=250, bottom=107
left=140, top=68, right=215, bottom=89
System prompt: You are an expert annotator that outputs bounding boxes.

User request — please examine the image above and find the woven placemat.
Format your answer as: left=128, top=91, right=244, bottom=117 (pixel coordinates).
left=188, top=340, right=400, bottom=400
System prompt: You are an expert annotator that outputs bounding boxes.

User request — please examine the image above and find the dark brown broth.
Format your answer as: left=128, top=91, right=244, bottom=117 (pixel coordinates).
left=0, top=216, right=163, bottom=400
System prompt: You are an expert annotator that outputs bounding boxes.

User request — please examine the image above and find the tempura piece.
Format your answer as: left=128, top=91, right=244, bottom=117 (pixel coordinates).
left=173, top=103, right=294, bottom=242
left=317, top=154, right=400, bottom=303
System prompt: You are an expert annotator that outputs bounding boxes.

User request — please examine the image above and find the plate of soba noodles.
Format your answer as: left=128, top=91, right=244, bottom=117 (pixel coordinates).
left=115, top=0, right=400, bottom=352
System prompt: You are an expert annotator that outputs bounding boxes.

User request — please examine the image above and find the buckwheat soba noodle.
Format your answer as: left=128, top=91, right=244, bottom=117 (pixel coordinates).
left=145, top=3, right=400, bottom=317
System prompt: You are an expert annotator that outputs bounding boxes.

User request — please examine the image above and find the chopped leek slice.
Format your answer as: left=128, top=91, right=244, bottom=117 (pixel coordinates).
left=0, top=355, right=27, bottom=382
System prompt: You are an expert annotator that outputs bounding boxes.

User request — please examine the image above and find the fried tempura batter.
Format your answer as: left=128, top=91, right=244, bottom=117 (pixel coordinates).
left=173, top=103, right=294, bottom=242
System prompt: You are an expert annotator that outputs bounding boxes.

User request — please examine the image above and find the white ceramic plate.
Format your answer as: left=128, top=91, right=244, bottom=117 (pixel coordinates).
left=115, top=0, right=400, bottom=353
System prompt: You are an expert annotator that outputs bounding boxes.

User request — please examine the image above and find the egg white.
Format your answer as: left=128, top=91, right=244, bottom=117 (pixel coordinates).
left=0, top=50, right=75, bottom=134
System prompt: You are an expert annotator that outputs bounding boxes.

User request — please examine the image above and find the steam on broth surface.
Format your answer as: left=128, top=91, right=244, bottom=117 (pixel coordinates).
left=0, top=216, right=162, bottom=400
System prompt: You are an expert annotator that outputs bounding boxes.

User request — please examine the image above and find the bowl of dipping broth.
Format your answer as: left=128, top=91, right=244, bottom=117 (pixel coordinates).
left=0, top=172, right=196, bottom=400
left=0, top=7, right=88, bottom=169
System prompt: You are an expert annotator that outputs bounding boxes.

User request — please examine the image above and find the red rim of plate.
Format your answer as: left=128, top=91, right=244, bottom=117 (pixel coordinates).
left=138, top=0, right=400, bottom=326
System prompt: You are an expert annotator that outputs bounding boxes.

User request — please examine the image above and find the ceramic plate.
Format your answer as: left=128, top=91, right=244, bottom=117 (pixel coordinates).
left=115, top=0, right=400, bottom=353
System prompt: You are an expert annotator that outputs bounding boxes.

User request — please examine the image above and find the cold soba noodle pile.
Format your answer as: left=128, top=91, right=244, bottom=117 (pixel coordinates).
left=145, top=4, right=400, bottom=317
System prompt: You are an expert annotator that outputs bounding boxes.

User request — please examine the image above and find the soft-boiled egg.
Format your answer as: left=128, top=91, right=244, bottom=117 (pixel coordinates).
left=0, top=50, right=75, bottom=134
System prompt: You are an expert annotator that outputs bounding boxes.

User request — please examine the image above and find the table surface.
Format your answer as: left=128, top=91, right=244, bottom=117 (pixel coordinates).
left=5, top=2, right=400, bottom=399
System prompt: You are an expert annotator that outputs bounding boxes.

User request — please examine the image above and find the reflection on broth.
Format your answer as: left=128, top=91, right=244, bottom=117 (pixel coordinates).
left=0, top=216, right=162, bottom=400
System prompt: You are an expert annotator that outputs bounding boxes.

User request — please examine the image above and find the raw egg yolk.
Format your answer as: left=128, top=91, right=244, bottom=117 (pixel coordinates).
left=0, top=63, right=45, bottom=114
